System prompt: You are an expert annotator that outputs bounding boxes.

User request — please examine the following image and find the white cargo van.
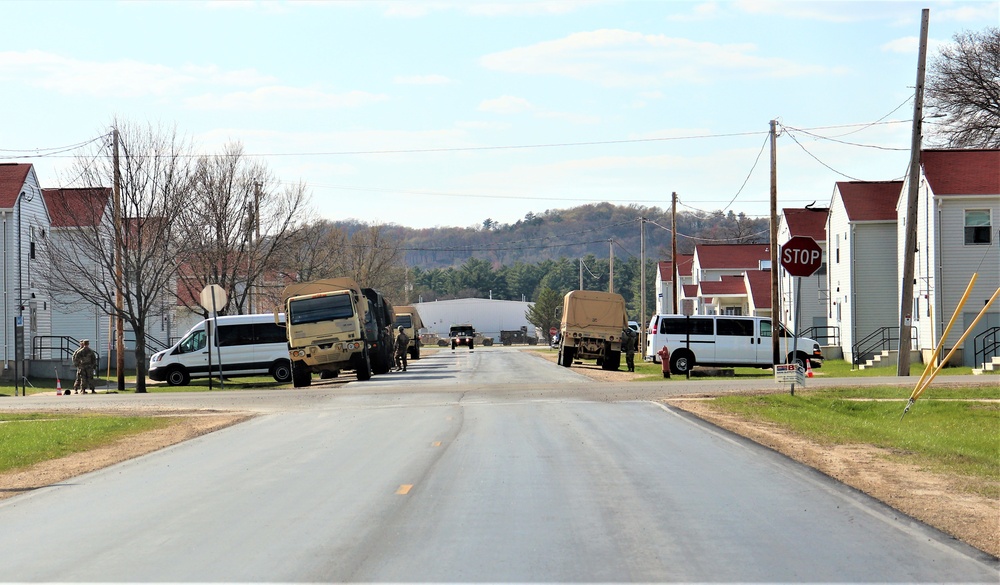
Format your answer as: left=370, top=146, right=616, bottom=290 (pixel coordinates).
left=149, top=314, right=291, bottom=386
left=644, top=314, right=824, bottom=375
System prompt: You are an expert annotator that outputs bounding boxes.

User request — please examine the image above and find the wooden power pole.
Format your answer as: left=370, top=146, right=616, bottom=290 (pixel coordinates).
left=898, top=8, right=930, bottom=376
left=112, top=127, right=126, bottom=392
left=671, top=191, right=678, bottom=314
left=769, top=119, right=781, bottom=366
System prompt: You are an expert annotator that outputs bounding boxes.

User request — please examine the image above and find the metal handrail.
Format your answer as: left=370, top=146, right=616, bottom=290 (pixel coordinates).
left=851, top=326, right=918, bottom=368
left=798, top=325, right=840, bottom=346
left=32, top=335, right=101, bottom=363
left=973, top=327, right=1000, bottom=369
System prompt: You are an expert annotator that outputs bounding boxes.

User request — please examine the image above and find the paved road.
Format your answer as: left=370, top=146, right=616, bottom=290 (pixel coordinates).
left=1, top=348, right=997, bottom=582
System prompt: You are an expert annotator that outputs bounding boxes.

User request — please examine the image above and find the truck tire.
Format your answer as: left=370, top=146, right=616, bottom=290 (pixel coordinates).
left=371, top=346, right=391, bottom=375
left=354, top=349, right=372, bottom=381
left=292, top=361, right=311, bottom=387
left=670, top=350, right=694, bottom=375
left=271, top=359, right=292, bottom=383
left=787, top=351, right=809, bottom=370
left=602, top=350, right=621, bottom=371
left=559, top=345, right=575, bottom=367
left=409, top=345, right=420, bottom=360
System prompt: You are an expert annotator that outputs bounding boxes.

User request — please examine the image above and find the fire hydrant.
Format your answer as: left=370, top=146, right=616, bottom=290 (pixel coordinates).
left=657, top=346, right=671, bottom=378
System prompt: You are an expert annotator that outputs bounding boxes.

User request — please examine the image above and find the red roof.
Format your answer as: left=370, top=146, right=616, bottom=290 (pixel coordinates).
left=695, top=244, right=770, bottom=270
left=836, top=181, right=902, bottom=221
left=43, top=188, right=111, bottom=228
left=0, top=163, right=32, bottom=208
left=783, top=207, right=828, bottom=241
left=922, top=149, right=1000, bottom=196
left=744, top=270, right=772, bottom=309
left=699, top=275, right=746, bottom=296
left=657, top=254, right=694, bottom=281
left=682, top=284, right=699, bottom=298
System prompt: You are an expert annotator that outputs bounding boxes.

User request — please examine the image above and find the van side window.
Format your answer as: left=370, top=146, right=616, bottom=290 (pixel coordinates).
left=255, top=323, right=287, bottom=344
left=662, top=317, right=714, bottom=335
left=217, top=324, right=255, bottom=347
left=717, top=318, right=754, bottom=336
left=760, top=321, right=772, bottom=337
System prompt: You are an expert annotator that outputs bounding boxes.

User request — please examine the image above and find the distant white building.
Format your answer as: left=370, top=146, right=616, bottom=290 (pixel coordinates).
left=411, top=298, right=535, bottom=341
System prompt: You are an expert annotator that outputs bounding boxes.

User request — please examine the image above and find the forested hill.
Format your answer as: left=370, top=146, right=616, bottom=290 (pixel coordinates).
left=339, top=202, right=769, bottom=269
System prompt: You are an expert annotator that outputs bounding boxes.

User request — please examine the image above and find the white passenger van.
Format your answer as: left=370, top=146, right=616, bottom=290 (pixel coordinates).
left=149, top=314, right=291, bottom=386
left=645, top=314, right=824, bottom=375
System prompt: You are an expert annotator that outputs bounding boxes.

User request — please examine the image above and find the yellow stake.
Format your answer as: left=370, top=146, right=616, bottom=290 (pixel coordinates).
left=908, top=274, right=977, bottom=401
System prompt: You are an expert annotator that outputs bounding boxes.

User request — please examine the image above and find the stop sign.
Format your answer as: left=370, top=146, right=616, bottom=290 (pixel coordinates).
left=780, top=236, right=823, bottom=277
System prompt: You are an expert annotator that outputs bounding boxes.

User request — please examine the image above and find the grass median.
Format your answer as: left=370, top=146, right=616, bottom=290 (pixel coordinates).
left=0, top=413, right=173, bottom=473
left=701, top=386, right=1000, bottom=495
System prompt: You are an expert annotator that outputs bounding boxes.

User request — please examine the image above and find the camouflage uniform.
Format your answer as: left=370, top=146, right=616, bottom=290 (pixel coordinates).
left=393, top=327, right=409, bottom=372
left=623, top=328, right=637, bottom=372
left=72, top=340, right=98, bottom=394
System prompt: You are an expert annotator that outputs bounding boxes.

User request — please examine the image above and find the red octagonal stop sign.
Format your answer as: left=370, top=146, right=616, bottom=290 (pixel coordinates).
left=780, top=236, right=823, bottom=277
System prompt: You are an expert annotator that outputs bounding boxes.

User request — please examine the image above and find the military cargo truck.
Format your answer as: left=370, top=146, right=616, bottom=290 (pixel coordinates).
left=280, top=278, right=372, bottom=386
left=393, top=305, right=424, bottom=360
left=362, top=288, right=395, bottom=375
left=558, top=290, right=629, bottom=371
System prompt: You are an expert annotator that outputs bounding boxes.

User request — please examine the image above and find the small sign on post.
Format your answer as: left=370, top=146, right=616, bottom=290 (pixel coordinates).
left=774, top=363, right=805, bottom=386
left=199, top=285, right=229, bottom=390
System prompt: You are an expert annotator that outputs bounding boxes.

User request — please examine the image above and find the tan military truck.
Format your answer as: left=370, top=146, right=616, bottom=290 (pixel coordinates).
left=280, top=278, right=372, bottom=386
left=557, top=290, right=629, bottom=371
left=392, top=305, right=424, bottom=360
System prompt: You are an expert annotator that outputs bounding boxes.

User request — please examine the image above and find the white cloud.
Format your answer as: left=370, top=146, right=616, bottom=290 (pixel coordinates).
left=185, top=87, right=389, bottom=110
left=479, top=95, right=535, bottom=113
left=0, top=50, right=275, bottom=98
left=480, top=29, right=837, bottom=87
left=393, top=74, right=454, bottom=85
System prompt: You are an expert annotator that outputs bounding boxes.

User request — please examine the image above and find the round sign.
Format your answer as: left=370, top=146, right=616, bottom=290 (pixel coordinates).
left=549, top=326, right=558, bottom=337
left=199, top=284, right=228, bottom=313
left=780, top=236, right=823, bottom=277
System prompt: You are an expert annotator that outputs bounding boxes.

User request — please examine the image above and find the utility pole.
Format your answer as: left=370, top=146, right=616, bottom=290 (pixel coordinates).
left=671, top=192, right=678, bottom=314
left=579, top=257, right=583, bottom=290
left=112, top=127, right=125, bottom=392
left=609, top=239, right=614, bottom=294
left=898, top=8, right=930, bottom=376
left=640, top=217, right=646, bottom=356
left=769, top=119, right=781, bottom=367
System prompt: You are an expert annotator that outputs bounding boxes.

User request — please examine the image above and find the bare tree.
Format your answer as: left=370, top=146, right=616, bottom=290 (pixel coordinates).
left=926, top=27, right=1000, bottom=148
left=340, top=223, right=408, bottom=299
left=173, top=142, right=310, bottom=316
left=46, top=120, right=193, bottom=393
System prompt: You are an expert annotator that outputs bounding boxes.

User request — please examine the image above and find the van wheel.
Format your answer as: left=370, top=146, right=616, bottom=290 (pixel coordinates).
left=787, top=352, right=809, bottom=370
left=670, top=351, right=694, bottom=375
left=271, top=360, right=292, bottom=383
left=165, top=366, right=190, bottom=386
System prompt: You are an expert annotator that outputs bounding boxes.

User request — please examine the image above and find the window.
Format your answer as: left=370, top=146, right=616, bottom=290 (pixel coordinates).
left=717, top=318, right=754, bottom=336
left=662, top=317, right=714, bottom=335
left=965, top=210, right=991, bottom=245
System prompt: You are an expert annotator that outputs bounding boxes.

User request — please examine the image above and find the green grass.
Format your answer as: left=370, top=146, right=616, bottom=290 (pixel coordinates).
left=0, top=375, right=287, bottom=397
left=0, top=413, right=173, bottom=473
left=706, top=389, right=1000, bottom=493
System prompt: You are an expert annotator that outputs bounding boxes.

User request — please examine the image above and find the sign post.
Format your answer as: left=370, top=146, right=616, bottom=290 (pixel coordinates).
left=199, top=285, right=228, bottom=390
left=779, top=236, right=822, bottom=395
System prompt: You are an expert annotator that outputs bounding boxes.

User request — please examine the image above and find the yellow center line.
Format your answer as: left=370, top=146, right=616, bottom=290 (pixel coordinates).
left=396, top=484, right=413, bottom=495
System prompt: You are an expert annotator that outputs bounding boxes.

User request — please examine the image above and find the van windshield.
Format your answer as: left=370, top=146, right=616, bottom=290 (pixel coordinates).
left=289, top=294, right=355, bottom=325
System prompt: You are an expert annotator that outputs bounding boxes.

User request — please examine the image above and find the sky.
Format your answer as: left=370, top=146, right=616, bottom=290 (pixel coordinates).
left=2, top=1, right=997, bottom=230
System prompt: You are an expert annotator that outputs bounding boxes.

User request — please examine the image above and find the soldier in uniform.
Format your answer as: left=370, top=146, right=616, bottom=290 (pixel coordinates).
left=393, top=326, right=409, bottom=372
left=72, top=339, right=98, bottom=394
left=623, top=327, right=637, bottom=372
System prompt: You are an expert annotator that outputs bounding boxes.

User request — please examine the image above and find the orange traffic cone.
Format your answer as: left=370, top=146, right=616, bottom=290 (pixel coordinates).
left=56, top=375, right=65, bottom=395
left=806, top=360, right=814, bottom=378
